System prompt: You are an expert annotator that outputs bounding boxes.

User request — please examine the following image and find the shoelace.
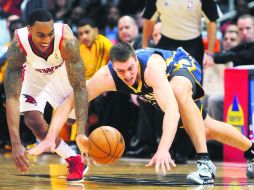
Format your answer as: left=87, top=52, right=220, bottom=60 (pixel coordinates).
left=197, top=161, right=212, bottom=174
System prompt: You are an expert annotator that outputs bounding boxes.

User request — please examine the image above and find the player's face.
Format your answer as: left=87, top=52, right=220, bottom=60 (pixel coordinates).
left=113, top=56, right=139, bottom=86
left=237, top=18, right=254, bottom=43
left=28, top=20, right=54, bottom=53
left=78, top=25, right=98, bottom=48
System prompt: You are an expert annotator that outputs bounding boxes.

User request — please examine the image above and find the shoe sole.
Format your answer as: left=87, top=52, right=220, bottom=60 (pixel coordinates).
left=67, top=177, right=84, bottom=183
left=66, top=165, right=89, bottom=183
left=83, top=165, right=89, bottom=176
left=187, top=175, right=214, bottom=185
left=247, top=171, right=254, bottom=178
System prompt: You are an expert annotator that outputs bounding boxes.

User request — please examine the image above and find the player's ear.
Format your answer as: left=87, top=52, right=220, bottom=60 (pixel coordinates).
left=27, top=25, right=31, bottom=34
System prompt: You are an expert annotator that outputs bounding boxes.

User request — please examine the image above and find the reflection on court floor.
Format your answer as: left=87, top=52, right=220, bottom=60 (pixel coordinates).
left=1, top=153, right=254, bottom=190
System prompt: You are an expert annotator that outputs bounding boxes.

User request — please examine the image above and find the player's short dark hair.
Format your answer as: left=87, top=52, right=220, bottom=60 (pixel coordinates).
left=28, top=8, right=53, bottom=26
left=77, top=18, right=97, bottom=28
left=110, top=42, right=136, bottom=63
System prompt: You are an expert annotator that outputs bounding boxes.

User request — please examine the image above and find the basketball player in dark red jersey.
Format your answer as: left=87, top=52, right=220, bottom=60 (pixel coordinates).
left=5, top=8, right=88, bottom=182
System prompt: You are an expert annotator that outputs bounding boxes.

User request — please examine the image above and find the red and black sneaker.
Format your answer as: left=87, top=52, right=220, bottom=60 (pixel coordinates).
left=65, top=155, right=89, bottom=182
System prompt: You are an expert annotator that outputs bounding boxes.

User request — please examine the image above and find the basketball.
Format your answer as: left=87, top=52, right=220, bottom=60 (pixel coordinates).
left=88, top=126, right=125, bottom=164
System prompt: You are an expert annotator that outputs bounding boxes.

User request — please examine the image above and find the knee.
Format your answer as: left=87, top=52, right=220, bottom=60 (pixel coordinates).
left=205, top=126, right=212, bottom=140
left=204, top=118, right=215, bottom=140
left=24, top=112, right=47, bottom=137
left=67, top=118, right=76, bottom=126
left=172, top=84, right=190, bottom=105
left=24, top=113, right=38, bottom=128
left=171, top=77, right=194, bottom=105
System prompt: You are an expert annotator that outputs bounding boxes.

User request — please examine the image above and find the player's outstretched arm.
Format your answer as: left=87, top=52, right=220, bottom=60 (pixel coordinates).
left=61, top=24, right=88, bottom=137
left=28, top=93, right=75, bottom=155
left=5, top=34, right=28, bottom=172
left=144, top=54, right=178, bottom=174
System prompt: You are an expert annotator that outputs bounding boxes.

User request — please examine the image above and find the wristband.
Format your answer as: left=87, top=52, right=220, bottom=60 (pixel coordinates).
left=205, top=52, right=214, bottom=58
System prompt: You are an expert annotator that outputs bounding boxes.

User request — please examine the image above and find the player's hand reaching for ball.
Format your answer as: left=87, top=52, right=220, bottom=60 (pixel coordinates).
left=145, top=147, right=176, bottom=175
left=12, top=143, right=30, bottom=173
left=76, top=134, right=91, bottom=164
left=28, top=137, right=56, bottom=156
left=76, top=134, right=89, bottom=153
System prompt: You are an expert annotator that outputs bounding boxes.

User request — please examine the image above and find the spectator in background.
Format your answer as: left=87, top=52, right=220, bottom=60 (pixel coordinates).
left=66, top=6, right=86, bottom=37
left=140, top=0, right=219, bottom=164
left=118, top=15, right=142, bottom=49
left=102, top=4, right=120, bottom=44
left=222, top=25, right=240, bottom=51
left=85, top=0, right=108, bottom=30
left=49, top=0, right=72, bottom=23
left=220, top=0, right=250, bottom=35
left=206, top=15, right=254, bottom=125
left=78, top=18, right=112, bottom=80
left=214, top=14, right=254, bottom=67
left=204, top=24, right=240, bottom=123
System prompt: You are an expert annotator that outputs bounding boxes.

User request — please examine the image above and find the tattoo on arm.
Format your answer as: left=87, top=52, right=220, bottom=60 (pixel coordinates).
left=5, top=36, right=26, bottom=98
left=64, top=37, right=88, bottom=135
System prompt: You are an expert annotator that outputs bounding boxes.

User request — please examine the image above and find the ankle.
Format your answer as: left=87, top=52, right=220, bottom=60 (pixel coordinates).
left=196, top=153, right=210, bottom=161
left=244, top=143, right=254, bottom=159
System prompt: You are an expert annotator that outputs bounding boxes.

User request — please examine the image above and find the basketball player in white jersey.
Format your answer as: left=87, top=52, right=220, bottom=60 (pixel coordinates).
left=5, top=9, right=88, bottom=182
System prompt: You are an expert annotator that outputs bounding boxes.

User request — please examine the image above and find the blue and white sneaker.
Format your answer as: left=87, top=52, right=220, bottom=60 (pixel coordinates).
left=187, top=159, right=216, bottom=185
left=247, top=158, right=254, bottom=178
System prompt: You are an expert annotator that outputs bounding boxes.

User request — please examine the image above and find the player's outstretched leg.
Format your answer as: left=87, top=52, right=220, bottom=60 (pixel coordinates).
left=204, top=115, right=254, bottom=179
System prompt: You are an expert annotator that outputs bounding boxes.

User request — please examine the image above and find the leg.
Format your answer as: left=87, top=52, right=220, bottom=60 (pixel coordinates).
left=170, top=76, right=208, bottom=154
left=170, top=74, right=215, bottom=185
left=204, top=115, right=251, bottom=151
left=24, top=110, right=87, bottom=182
left=204, top=114, right=254, bottom=178
left=24, top=111, right=60, bottom=143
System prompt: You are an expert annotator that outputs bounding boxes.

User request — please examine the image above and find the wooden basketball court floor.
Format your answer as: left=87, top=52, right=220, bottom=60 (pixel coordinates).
left=1, top=151, right=254, bottom=190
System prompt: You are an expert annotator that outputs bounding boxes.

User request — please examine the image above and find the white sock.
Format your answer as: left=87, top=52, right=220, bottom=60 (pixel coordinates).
left=55, top=140, right=77, bottom=159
